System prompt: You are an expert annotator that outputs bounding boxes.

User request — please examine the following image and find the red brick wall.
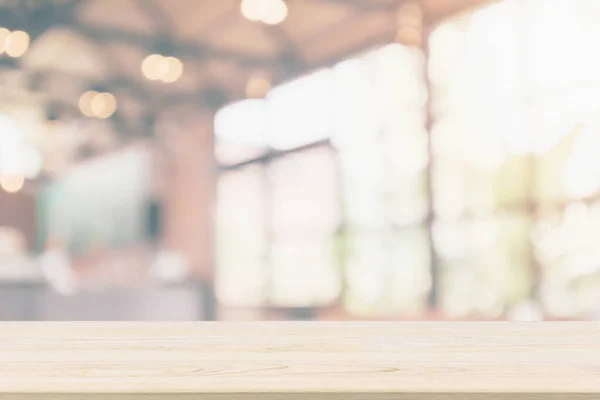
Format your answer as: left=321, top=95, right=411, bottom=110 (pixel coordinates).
left=157, top=110, right=216, bottom=281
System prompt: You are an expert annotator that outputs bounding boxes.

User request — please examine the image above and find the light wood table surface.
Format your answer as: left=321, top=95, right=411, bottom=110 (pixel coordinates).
left=0, top=322, right=599, bottom=400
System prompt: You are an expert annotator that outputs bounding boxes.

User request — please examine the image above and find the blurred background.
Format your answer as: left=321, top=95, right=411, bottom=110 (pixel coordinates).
left=0, top=0, right=599, bottom=321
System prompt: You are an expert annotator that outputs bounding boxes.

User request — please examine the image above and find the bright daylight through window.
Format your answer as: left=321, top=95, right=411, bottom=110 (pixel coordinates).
left=215, top=0, right=600, bottom=319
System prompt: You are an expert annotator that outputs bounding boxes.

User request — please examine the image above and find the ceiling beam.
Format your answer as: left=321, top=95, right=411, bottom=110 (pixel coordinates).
left=312, top=0, right=401, bottom=12
left=0, top=0, right=494, bottom=128
left=420, top=0, right=496, bottom=23
left=72, top=24, right=276, bottom=69
left=0, top=0, right=280, bottom=69
left=134, top=0, right=173, bottom=34
left=0, top=0, right=83, bottom=35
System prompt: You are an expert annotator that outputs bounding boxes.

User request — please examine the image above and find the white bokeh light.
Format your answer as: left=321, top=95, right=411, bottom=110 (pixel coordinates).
left=0, top=114, right=44, bottom=179
left=241, top=0, right=288, bottom=25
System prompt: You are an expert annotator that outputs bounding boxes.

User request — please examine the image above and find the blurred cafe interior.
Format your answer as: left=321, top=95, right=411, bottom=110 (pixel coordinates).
left=0, top=0, right=600, bottom=321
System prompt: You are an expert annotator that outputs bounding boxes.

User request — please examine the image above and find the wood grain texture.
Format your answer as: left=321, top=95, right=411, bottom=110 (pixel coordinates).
left=0, top=322, right=598, bottom=400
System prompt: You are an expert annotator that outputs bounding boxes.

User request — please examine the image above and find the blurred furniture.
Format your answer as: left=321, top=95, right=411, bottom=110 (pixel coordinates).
left=1, top=323, right=598, bottom=399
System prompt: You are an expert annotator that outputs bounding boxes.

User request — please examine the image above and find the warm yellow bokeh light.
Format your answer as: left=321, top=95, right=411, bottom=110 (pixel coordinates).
left=0, top=174, right=25, bottom=194
left=0, top=28, right=10, bottom=54
left=240, top=0, right=262, bottom=21
left=241, top=0, right=288, bottom=25
left=141, top=54, right=164, bottom=80
left=80, top=91, right=117, bottom=118
left=142, top=54, right=183, bottom=83
left=262, top=0, right=288, bottom=25
left=5, top=30, right=30, bottom=58
left=79, top=91, right=99, bottom=117
left=155, top=56, right=171, bottom=80
left=396, top=27, right=421, bottom=46
left=395, top=1, right=422, bottom=46
left=245, top=75, right=271, bottom=98
left=162, top=57, right=183, bottom=83
left=91, top=92, right=117, bottom=119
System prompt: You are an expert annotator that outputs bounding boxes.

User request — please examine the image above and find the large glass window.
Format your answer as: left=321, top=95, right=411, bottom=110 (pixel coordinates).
left=216, top=0, right=600, bottom=319
left=216, top=43, right=429, bottom=314
left=216, top=164, right=267, bottom=306
left=429, top=0, right=600, bottom=318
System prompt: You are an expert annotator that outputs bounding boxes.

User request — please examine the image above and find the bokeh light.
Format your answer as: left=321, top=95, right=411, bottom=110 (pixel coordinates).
left=0, top=28, right=10, bottom=54
left=245, top=74, right=271, bottom=98
left=396, top=27, right=421, bottom=46
left=395, top=1, right=422, bottom=46
left=262, top=0, right=288, bottom=25
left=5, top=30, right=30, bottom=58
left=240, top=0, right=263, bottom=21
left=0, top=174, right=25, bottom=193
left=79, top=91, right=117, bottom=118
left=79, top=91, right=99, bottom=117
left=91, top=92, right=117, bottom=119
left=0, top=114, right=43, bottom=180
left=162, top=57, right=183, bottom=83
left=141, top=54, right=183, bottom=82
left=141, top=54, right=164, bottom=80
left=241, top=0, right=288, bottom=25
left=20, top=147, right=43, bottom=179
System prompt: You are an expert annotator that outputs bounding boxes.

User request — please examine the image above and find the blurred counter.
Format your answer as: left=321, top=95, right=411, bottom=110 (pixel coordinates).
left=0, top=281, right=205, bottom=320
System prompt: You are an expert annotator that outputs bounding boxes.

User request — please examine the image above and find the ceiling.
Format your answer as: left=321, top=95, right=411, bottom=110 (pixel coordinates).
left=0, top=0, right=488, bottom=141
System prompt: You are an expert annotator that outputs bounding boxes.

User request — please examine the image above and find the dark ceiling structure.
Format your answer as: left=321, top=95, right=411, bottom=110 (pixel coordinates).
left=0, top=0, right=488, bottom=139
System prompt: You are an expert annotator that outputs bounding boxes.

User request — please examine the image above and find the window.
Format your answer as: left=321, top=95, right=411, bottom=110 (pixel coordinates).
left=39, top=147, right=151, bottom=255
left=216, top=0, right=600, bottom=318
left=216, top=164, right=267, bottom=306
left=429, top=0, right=600, bottom=318
left=216, top=44, right=429, bottom=314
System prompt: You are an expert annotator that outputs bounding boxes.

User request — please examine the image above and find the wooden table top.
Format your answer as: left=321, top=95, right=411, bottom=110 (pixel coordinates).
left=1, top=322, right=599, bottom=400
